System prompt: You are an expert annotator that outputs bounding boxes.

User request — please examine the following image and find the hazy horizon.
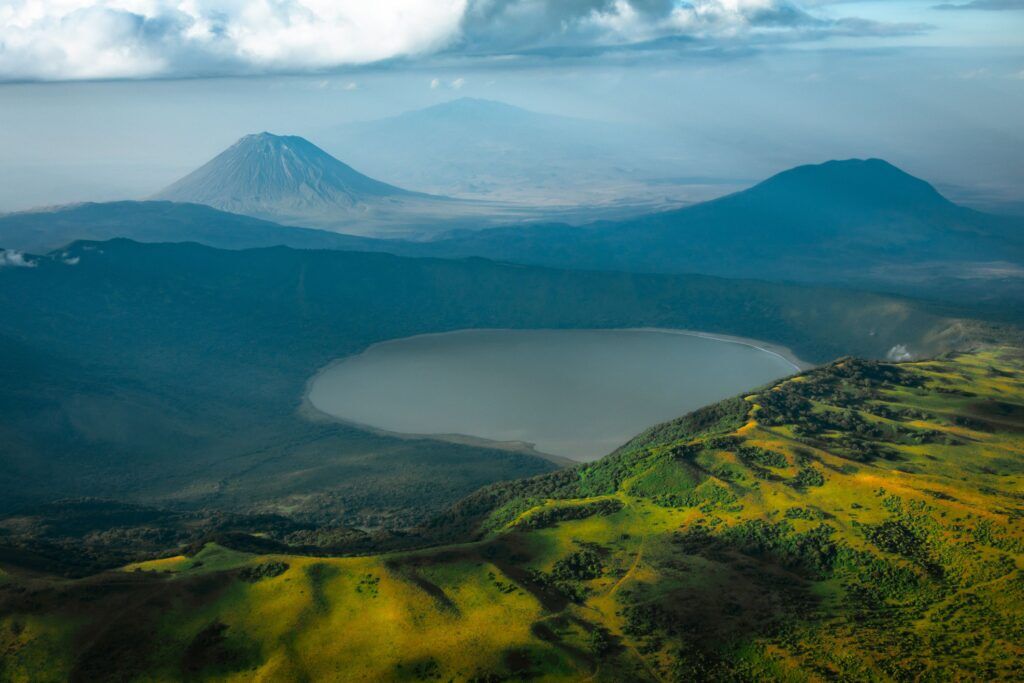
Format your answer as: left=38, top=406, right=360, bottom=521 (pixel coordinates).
left=1, top=0, right=1022, bottom=214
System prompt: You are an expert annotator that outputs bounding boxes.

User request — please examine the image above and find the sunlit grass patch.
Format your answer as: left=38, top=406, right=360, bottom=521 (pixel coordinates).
left=124, top=543, right=254, bottom=575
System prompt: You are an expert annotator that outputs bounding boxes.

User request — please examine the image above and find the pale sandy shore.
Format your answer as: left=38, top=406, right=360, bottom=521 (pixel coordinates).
left=624, top=327, right=814, bottom=373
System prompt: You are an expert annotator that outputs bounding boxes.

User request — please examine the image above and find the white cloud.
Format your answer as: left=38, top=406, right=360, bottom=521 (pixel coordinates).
left=580, top=0, right=786, bottom=44
left=451, top=76, right=466, bottom=89
left=886, top=344, right=914, bottom=361
left=456, top=0, right=918, bottom=54
left=430, top=77, right=442, bottom=89
left=0, top=0, right=467, bottom=81
left=0, top=250, right=36, bottom=268
left=0, top=1, right=929, bottom=81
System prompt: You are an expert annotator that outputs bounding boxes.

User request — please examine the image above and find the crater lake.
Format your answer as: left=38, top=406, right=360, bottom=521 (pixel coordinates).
left=307, top=328, right=803, bottom=461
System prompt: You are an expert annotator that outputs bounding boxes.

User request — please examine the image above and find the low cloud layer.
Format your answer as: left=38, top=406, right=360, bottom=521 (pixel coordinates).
left=0, top=0, right=932, bottom=81
left=0, top=250, right=36, bottom=268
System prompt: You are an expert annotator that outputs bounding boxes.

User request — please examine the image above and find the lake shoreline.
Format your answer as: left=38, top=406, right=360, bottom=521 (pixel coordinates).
left=298, top=400, right=577, bottom=467
left=625, top=328, right=813, bottom=373
left=299, top=327, right=814, bottom=464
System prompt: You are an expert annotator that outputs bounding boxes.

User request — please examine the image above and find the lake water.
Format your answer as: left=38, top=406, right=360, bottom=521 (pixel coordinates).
left=307, top=329, right=799, bottom=461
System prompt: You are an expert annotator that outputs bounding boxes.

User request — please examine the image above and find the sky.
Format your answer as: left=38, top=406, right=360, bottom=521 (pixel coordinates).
left=0, top=0, right=1022, bottom=212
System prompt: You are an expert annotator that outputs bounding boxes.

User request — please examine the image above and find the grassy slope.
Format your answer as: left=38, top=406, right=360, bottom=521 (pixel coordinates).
left=2, top=347, right=1022, bottom=681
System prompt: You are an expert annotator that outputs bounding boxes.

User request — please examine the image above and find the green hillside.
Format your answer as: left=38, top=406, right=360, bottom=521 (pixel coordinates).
left=2, top=347, right=1021, bottom=681
left=0, top=238, right=994, bottom=544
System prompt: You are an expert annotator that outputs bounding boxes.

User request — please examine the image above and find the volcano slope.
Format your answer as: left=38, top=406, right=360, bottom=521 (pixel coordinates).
left=2, top=347, right=1023, bottom=681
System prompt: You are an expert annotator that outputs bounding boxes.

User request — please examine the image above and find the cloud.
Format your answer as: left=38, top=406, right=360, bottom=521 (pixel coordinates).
left=886, top=345, right=913, bottom=362
left=455, top=0, right=928, bottom=55
left=934, top=0, right=1024, bottom=9
left=430, top=76, right=466, bottom=89
left=0, top=250, right=36, bottom=268
left=0, top=0, right=467, bottom=81
left=459, top=0, right=807, bottom=53
left=0, top=1, right=933, bottom=82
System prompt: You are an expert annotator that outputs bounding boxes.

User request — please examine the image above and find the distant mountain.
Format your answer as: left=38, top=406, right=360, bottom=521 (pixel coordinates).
left=9, top=158, right=1023, bottom=307
left=155, top=132, right=421, bottom=209
left=0, top=201, right=375, bottom=254
left=406, top=159, right=1024, bottom=304
left=152, top=130, right=645, bottom=237
left=152, top=133, right=482, bottom=237
left=320, top=97, right=711, bottom=207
